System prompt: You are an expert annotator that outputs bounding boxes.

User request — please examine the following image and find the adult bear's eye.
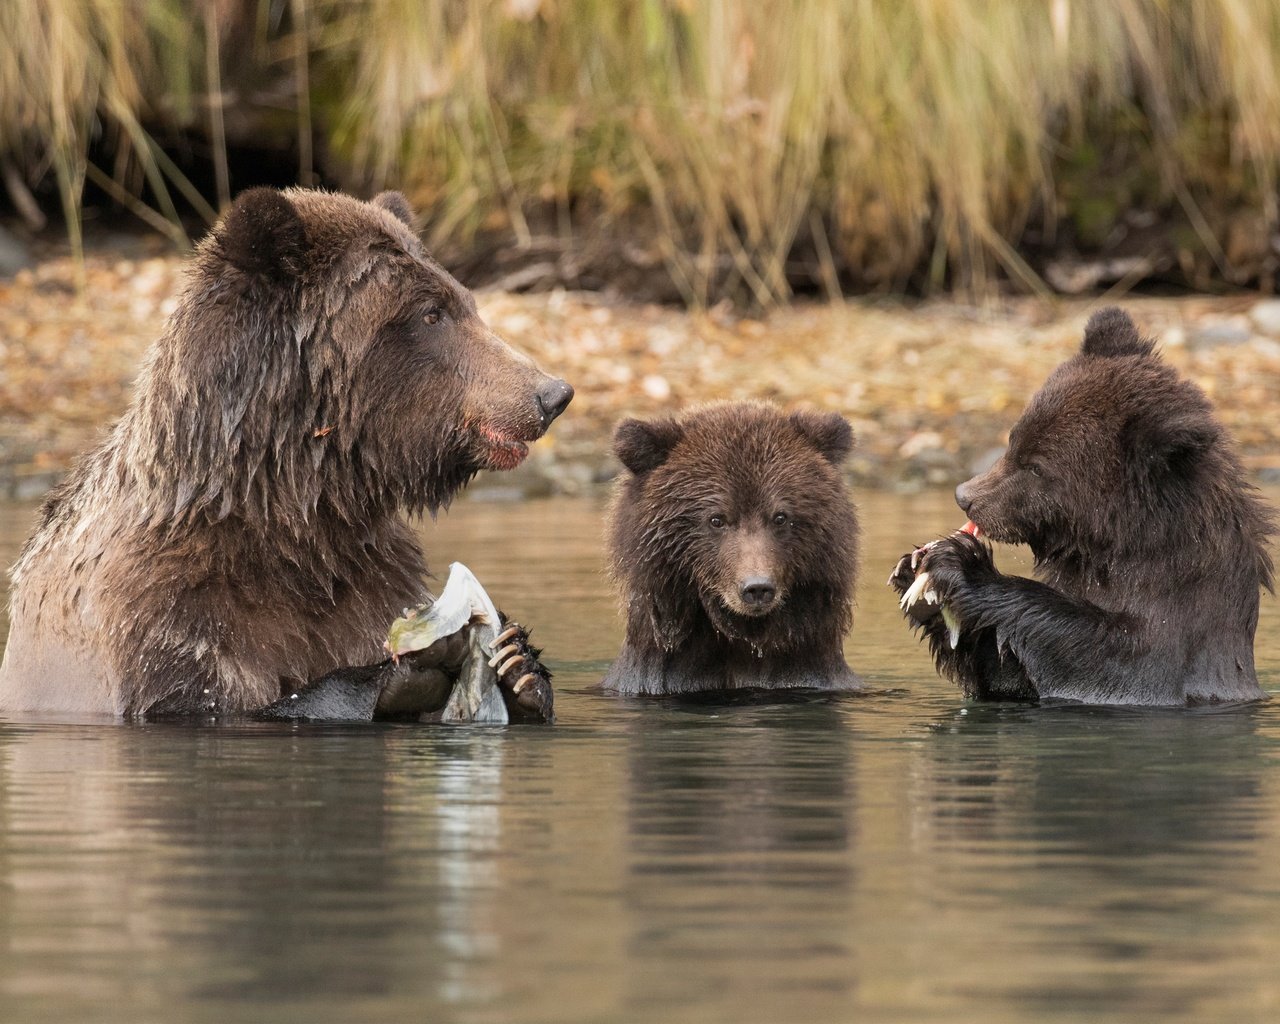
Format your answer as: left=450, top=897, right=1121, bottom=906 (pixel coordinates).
left=423, top=307, right=443, bottom=326
left=709, top=515, right=726, bottom=530
left=772, top=512, right=788, bottom=526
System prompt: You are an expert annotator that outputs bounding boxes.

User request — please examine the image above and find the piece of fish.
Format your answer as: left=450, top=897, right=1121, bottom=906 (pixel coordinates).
left=385, top=562, right=509, bottom=724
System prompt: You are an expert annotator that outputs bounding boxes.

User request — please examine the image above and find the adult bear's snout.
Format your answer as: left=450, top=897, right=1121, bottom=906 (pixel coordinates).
left=536, top=378, right=574, bottom=426
left=955, top=478, right=976, bottom=513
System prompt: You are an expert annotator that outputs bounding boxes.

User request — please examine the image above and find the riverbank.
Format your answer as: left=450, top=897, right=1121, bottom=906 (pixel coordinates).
left=3, top=249, right=1280, bottom=502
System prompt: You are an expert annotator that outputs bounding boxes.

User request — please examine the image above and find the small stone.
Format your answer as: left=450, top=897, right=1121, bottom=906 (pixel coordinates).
left=641, top=374, right=671, bottom=400
left=898, top=430, right=945, bottom=460
left=1187, top=318, right=1251, bottom=351
left=1251, top=337, right=1280, bottom=360
left=1248, top=299, right=1280, bottom=338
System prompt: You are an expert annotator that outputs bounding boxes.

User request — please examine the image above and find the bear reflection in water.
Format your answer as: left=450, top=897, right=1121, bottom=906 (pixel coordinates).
left=601, top=401, right=862, bottom=696
left=892, top=307, right=1277, bottom=707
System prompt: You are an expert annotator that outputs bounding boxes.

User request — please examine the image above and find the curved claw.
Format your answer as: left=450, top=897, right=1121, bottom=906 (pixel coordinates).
left=497, top=653, right=525, bottom=677
left=489, top=625, right=521, bottom=650
left=900, top=570, right=933, bottom=610
left=513, top=673, right=536, bottom=694
left=487, top=644, right=520, bottom=668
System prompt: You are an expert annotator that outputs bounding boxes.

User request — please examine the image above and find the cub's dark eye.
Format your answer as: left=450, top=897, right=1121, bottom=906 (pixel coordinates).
left=423, top=307, right=443, bottom=326
left=709, top=515, right=726, bottom=530
left=772, top=512, right=789, bottom=526
left=1027, top=463, right=1043, bottom=478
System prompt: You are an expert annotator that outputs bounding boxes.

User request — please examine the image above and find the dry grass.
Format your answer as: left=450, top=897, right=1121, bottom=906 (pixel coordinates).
left=5, top=0, right=1280, bottom=304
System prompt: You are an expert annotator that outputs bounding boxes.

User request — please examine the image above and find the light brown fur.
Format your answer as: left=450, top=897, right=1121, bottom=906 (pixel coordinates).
left=1, top=188, right=571, bottom=716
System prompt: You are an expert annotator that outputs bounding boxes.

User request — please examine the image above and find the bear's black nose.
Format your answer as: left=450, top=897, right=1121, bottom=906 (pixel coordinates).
left=955, top=479, right=974, bottom=513
left=740, top=577, right=776, bottom=610
left=536, top=378, right=574, bottom=426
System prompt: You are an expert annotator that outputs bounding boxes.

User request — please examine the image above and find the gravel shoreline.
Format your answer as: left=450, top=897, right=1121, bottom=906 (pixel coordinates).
left=3, top=251, right=1280, bottom=502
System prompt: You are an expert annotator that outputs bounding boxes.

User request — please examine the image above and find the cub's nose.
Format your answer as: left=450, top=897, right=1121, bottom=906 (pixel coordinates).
left=955, top=479, right=975, bottom=513
left=740, top=576, right=777, bottom=611
left=536, top=378, right=574, bottom=426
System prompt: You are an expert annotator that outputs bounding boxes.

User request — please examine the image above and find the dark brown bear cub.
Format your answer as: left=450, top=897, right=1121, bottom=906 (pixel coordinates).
left=892, top=307, right=1276, bottom=706
left=603, top=402, right=860, bottom=695
left=0, top=188, right=571, bottom=718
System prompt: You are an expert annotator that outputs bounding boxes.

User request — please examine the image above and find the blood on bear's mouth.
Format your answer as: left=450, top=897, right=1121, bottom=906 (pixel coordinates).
left=475, top=425, right=532, bottom=471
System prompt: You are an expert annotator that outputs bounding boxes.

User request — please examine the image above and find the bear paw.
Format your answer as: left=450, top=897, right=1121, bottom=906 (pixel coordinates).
left=888, top=541, right=943, bottom=624
left=915, top=532, right=997, bottom=606
left=487, top=622, right=555, bottom=723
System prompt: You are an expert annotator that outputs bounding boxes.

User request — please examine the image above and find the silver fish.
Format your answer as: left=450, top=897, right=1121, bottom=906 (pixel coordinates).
left=385, top=562, right=509, bottom=725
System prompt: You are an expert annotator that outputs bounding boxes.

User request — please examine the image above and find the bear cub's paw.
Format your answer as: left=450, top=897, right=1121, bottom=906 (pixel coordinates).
left=889, top=543, right=944, bottom=625
left=890, top=532, right=998, bottom=650
left=913, top=532, right=997, bottom=610
left=487, top=621, right=555, bottom=723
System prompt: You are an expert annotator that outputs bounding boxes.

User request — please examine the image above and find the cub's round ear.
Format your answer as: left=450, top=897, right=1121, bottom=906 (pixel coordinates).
left=790, top=409, right=854, bottom=465
left=1147, top=414, right=1219, bottom=475
left=1081, top=307, right=1156, bottom=358
left=373, top=190, right=416, bottom=227
left=217, top=188, right=307, bottom=279
left=613, top=417, right=684, bottom=475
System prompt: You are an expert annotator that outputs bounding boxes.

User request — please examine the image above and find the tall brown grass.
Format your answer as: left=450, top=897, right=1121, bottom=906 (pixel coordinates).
left=5, top=0, right=1280, bottom=303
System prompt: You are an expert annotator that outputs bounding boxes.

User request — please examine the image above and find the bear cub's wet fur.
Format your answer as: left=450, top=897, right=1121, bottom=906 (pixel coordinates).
left=603, top=402, right=861, bottom=695
left=892, top=307, right=1276, bottom=706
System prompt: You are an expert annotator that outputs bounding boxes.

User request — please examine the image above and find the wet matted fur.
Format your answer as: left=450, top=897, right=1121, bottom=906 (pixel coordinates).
left=0, top=188, right=571, bottom=716
left=892, top=307, right=1276, bottom=706
left=603, top=401, right=861, bottom=695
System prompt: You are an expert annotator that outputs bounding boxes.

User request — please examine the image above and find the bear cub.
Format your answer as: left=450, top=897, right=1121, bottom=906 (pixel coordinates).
left=892, top=306, right=1276, bottom=706
left=603, top=401, right=861, bottom=695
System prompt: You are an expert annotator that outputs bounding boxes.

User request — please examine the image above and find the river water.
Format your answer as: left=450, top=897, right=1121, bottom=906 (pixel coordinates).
left=0, top=489, right=1278, bottom=1024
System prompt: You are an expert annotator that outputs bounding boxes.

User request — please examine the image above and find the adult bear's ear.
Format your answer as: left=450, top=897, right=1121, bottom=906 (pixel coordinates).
left=373, top=190, right=416, bottom=227
left=790, top=410, right=854, bottom=465
left=218, top=188, right=307, bottom=279
left=1081, top=307, right=1156, bottom=358
left=613, top=418, right=684, bottom=475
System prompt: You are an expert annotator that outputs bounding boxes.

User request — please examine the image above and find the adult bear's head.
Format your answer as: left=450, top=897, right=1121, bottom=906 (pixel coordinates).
left=126, top=188, right=572, bottom=526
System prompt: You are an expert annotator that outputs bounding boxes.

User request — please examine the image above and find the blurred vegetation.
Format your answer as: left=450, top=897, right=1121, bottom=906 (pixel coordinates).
left=4, top=0, right=1280, bottom=304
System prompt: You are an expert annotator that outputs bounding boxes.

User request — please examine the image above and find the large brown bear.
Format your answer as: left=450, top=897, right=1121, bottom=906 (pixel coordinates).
left=0, top=188, right=572, bottom=718
left=892, top=306, right=1276, bottom=706
left=602, top=402, right=860, bottom=695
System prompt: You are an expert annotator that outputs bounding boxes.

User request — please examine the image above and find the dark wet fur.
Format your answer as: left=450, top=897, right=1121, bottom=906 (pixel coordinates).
left=891, top=307, right=1277, bottom=706
left=603, top=402, right=861, bottom=695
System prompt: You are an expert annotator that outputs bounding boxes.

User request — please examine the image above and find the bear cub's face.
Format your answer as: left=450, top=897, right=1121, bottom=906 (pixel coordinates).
left=954, top=307, right=1219, bottom=559
left=609, top=403, right=859, bottom=651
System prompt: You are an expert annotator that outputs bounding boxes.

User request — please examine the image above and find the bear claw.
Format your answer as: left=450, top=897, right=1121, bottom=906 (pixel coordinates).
left=488, top=619, right=555, bottom=723
left=901, top=571, right=934, bottom=610
left=489, top=625, right=521, bottom=649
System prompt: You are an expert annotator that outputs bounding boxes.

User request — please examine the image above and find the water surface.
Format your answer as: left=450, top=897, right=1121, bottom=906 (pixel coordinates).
left=0, top=490, right=1277, bottom=1024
